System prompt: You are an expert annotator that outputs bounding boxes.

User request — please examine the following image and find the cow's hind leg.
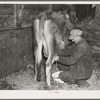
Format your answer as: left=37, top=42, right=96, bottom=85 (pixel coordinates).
left=45, top=38, right=55, bottom=90
left=34, top=42, right=43, bottom=82
left=34, top=19, right=43, bottom=82
left=44, top=20, right=55, bottom=89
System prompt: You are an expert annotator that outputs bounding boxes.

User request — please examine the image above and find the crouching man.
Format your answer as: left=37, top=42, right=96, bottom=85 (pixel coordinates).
left=52, top=29, right=93, bottom=88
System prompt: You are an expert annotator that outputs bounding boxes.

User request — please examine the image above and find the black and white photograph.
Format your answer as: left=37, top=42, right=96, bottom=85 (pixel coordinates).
left=0, top=0, right=100, bottom=99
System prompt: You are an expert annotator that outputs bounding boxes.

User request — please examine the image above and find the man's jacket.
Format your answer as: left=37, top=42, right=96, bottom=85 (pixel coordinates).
left=57, top=39, right=93, bottom=80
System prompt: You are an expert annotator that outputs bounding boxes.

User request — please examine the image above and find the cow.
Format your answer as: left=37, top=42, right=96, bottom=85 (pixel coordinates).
left=32, top=10, right=74, bottom=89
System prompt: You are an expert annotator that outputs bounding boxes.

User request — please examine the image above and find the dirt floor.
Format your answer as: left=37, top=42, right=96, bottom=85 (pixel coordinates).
left=0, top=64, right=100, bottom=90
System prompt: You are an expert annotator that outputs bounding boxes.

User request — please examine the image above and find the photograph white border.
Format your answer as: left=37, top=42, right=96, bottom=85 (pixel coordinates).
left=0, top=1, right=100, bottom=99
left=0, top=1, right=100, bottom=4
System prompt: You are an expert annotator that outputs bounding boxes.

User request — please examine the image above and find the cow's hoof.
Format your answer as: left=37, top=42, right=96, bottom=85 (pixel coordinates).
left=34, top=76, right=41, bottom=82
left=44, top=85, right=51, bottom=90
left=37, top=79, right=41, bottom=82
left=37, top=77, right=41, bottom=82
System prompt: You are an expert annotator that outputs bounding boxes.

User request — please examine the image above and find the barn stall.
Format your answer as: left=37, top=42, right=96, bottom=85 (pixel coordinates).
left=0, top=4, right=100, bottom=90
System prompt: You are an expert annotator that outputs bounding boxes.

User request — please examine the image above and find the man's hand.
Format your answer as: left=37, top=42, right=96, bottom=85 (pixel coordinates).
left=54, top=56, right=59, bottom=61
left=59, top=41, right=65, bottom=49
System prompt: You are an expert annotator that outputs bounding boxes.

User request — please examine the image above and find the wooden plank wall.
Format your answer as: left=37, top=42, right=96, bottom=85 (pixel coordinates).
left=0, top=27, right=33, bottom=79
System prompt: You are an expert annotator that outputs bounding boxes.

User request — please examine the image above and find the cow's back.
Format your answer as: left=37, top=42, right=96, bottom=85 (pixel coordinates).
left=34, top=11, right=73, bottom=55
left=45, top=11, right=73, bottom=48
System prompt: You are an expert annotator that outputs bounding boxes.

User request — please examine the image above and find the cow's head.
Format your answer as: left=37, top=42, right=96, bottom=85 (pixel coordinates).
left=64, top=6, right=77, bottom=24
left=69, top=11, right=77, bottom=24
left=62, top=12, right=74, bottom=47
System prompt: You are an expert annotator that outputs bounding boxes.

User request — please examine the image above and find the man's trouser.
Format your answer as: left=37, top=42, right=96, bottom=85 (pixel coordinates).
left=56, top=63, right=89, bottom=87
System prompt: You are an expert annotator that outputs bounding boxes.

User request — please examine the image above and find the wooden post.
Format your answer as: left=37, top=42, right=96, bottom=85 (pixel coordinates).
left=95, top=4, right=100, bottom=18
left=14, top=4, right=23, bottom=28
left=14, top=4, right=17, bottom=28
left=50, top=4, right=52, bottom=11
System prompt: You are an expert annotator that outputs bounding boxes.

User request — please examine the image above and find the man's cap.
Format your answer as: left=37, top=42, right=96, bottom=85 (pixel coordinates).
left=68, top=29, right=83, bottom=40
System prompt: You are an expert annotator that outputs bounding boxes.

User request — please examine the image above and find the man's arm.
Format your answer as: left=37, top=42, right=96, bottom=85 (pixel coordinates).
left=57, top=44, right=74, bottom=57
left=57, top=48, right=71, bottom=57
left=58, top=45, right=86, bottom=65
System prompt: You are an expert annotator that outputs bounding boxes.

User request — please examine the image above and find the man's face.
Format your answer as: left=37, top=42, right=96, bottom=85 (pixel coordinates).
left=68, top=34, right=76, bottom=42
left=71, top=38, right=75, bottom=42
left=69, top=36, right=81, bottom=44
left=73, top=36, right=82, bottom=44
